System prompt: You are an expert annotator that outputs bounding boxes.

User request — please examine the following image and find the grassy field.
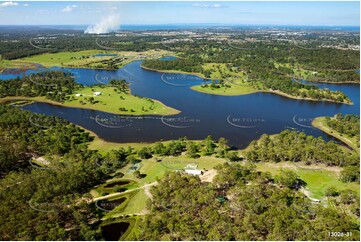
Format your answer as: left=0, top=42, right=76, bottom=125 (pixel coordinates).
left=18, top=49, right=174, bottom=69
left=191, top=83, right=260, bottom=96
left=18, top=50, right=114, bottom=68
left=0, top=59, right=38, bottom=72
left=120, top=189, right=148, bottom=215
left=87, top=137, right=154, bottom=154
left=256, top=162, right=360, bottom=199
left=312, top=117, right=360, bottom=152
left=65, top=86, right=179, bottom=115
left=91, top=154, right=227, bottom=217
left=0, top=86, right=179, bottom=117
left=201, top=63, right=245, bottom=80
left=187, top=63, right=262, bottom=96
left=122, top=155, right=226, bottom=186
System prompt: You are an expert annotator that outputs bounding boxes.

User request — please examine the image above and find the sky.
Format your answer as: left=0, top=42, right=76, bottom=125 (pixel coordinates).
left=0, top=1, right=359, bottom=27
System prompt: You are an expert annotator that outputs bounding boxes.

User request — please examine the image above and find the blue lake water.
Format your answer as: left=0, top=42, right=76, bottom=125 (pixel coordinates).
left=1, top=61, right=359, bottom=148
left=159, top=56, right=177, bottom=61
left=94, top=54, right=118, bottom=57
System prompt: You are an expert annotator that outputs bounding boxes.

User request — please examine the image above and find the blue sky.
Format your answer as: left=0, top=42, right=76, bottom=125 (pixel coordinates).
left=0, top=1, right=359, bottom=26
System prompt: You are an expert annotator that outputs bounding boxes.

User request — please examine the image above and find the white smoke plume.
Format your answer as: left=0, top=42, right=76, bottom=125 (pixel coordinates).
left=84, top=15, right=121, bottom=34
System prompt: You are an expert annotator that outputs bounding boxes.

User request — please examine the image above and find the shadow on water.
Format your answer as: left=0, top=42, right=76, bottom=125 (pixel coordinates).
left=101, top=222, right=130, bottom=241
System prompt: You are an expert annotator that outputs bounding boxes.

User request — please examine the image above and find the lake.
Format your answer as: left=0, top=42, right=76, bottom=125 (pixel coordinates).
left=0, top=60, right=359, bottom=148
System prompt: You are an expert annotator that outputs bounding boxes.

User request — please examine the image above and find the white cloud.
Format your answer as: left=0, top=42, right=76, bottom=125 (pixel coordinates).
left=61, top=5, right=77, bottom=13
left=0, top=2, right=18, bottom=8
left=192, top=3, right=224, bottom=8
left=23, top=4, right=29, bottom=7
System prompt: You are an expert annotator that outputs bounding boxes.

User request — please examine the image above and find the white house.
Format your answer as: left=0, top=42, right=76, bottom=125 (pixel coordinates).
left=93, top=92, right=102, bottom=96
left=184, top=169, right=203, bottom=175
left=75, top=93, right=82, bottom=97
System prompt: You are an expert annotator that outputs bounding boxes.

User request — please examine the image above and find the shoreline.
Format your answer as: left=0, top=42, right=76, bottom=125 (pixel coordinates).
left=190, top=85, right=353, bottom=105
left=0, top=96, right=181, bottom=116
left=262, top=89, right=353, bottom=105
left=312, top=117, right=359, bottom=152
left=294, top=78, right=360, bottom=85
left=140, top=66, right=353, bottom=105
left=141, top=65, right=212, bottom=81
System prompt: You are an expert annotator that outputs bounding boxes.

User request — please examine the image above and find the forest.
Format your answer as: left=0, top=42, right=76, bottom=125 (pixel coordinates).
left=325, top=114, right=360, bottom=148
left=0, top=105, right=107, bottom=240
left=245, top=130, right=360, bottom=183
left=0, top=71, right=81, bottom=102
left=0, top=104, right=359, bottom=240
left=132, top=165, right=359, bottom=240
left=0, top=29, right=359, bottom=241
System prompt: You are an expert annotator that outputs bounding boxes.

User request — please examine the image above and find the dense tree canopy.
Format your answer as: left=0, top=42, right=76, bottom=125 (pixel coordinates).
left=133, top=164, right=360, bottom=241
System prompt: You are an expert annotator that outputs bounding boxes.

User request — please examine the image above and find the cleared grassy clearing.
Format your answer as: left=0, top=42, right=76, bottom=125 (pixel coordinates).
left=256, top=162, right=359, bottom=199
left=18, top=49, right=174, bottom=69
left=191, top=83, right=260, bottom=96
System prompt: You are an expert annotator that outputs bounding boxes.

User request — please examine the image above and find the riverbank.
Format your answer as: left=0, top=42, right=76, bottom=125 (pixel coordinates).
left=141, top=66, right=353, bottom=104
left=312, top=117, right=359, bottom=152
left=191, top=84, right=260, bottom=96
left=191, top=84, right=353, bottom=104
left=17, top=49, right=175, bottom=69
left=264, top=89, right=353, bottom=105
left=141, top=65, right=211, bottom=80
left=0, top=87, right=180, bottom=117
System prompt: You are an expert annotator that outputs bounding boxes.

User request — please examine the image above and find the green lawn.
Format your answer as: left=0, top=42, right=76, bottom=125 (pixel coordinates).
left=94, top=155, right=227, bottom=217
left=0, top=59, right=38, bottom=71
left=19, top=49, right=174, bottom=68
left=256, top=162, right=360, bottom=199
left=0, top=86, right=179, bottom=117
left=65, top=86, right=179, bottom=116
left=120, top=189, right=149, bottom=215
left=191, top=83, right=260, bottom=96
left=19, top=50, right=114, bottom=68
left=202, top=63, right=245, bottom=79
left=114, top=155, right=227, bottom=187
